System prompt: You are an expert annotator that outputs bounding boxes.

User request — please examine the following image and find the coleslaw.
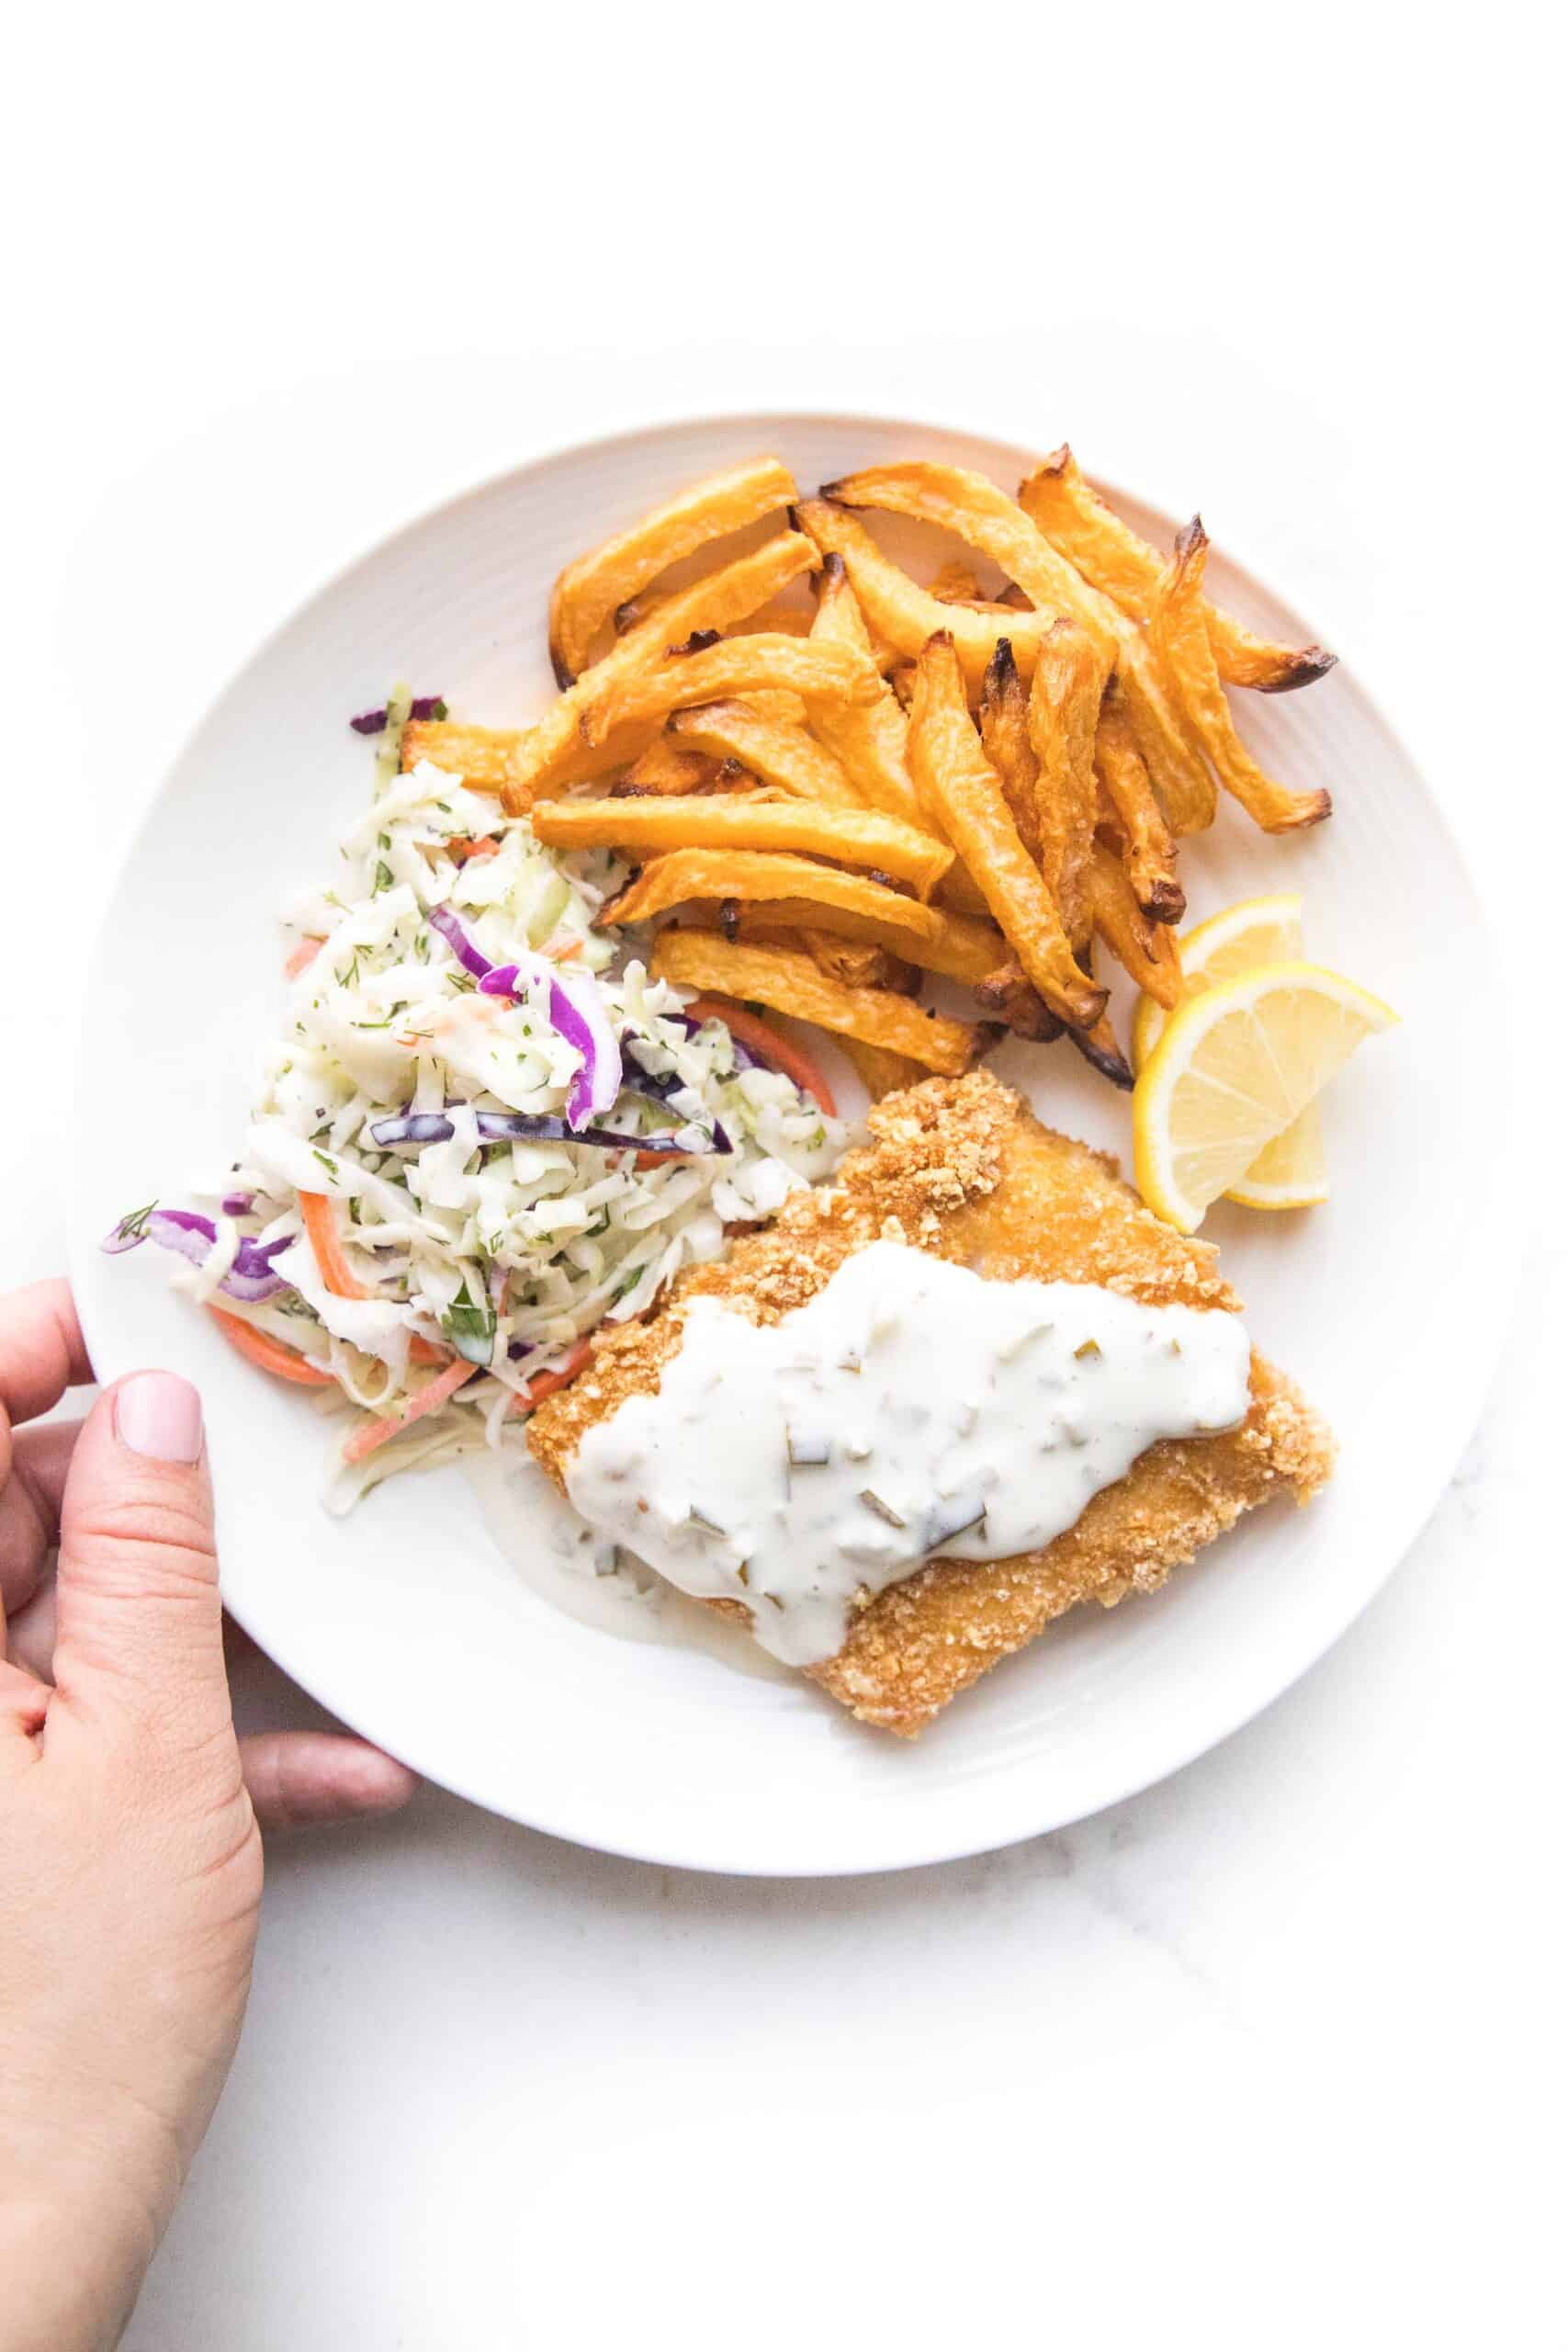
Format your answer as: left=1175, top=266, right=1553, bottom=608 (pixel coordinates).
left=106, top=693, right=846, bottom=1503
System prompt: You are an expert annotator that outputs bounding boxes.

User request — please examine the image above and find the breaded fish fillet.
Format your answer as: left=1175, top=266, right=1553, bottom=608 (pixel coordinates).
left=529, top=1069, right=1334, bottom=1735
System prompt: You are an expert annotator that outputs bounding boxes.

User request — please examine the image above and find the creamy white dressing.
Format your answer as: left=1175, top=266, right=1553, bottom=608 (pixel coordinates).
left=464, top=1447, right=792, bottom=1679
left=565, top=1241, right=1253, bottom=1668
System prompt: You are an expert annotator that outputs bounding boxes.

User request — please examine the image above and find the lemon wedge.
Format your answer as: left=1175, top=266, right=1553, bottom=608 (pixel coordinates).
left=1133, top=961, right=1397, bottom=1233
left=1133, top=892, right=1330, bottom=1211
left=1131, top=892, right=1307, bottom=1071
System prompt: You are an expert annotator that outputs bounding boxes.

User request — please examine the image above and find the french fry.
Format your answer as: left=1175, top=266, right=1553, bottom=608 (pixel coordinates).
left=1020, top=447, right=1336, bottom=692
left=973, top=963, right=1065, bottom=1043
left=1113, top=637, right=1218, bottom=837
left=794, top=498, right=1056, bottom=694
left=501, top=532, right=818, bottom=812
left=886, top=660, right=917, bottom=709
left=1152, top=523, right=1333, bottom=833
left=1066, top=956, right=1134, bottom=1091
left=529, top=792, right=953, bottom=896
left=811, top=939, right=914, bottom=992
left=668, top=699, right=864, bottom=808
left=617, top=739, right=735, bottom=796
left=612, top=587, right=659, bottom=635
left=820, top=463, right=1115, bottom=656
left=1026, top=617, right=1110, bottom=951
left=818, top=681, right=931, bottom=831
left=580, top=635, right=880, bottom=752
left=714, top=895, right=1004, bottom=987
left=616, top=591, right=824, bottom=658
left=728, top=594, right=815, bottom=638
left=929, top=560, right=985, bottom=604
left=650, top=933, right=989, bottom=1078
left=548, top=458, right=796, bottom=684
left=400, top=720, right=521, bottom=795
left=799, top=557, right=931, bottom=837
left=776, top=928, right=915, bottom=992
left=600, top=849, right=945, bottom=943
left=1087, top=839, right=1183, bottom=1007
left=1069, top=1013, right=1135, bottom=1090
left=836, top=1035, right=929, bottom=1101
left=803, top=554, right=931, bottom=831
left=907, top=635, right=1106, bottom=1032
left=977, top=639, right=1042, bottom=862
left=1093, top=685, right=1184, bottom=922
left=807, top=546, right=902, bottom=672
left=826, top=461, right=1216, bottom=834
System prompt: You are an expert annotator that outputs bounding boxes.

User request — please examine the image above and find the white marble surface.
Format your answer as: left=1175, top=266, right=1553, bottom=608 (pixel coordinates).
left=4, top=17, right=1562, bottom=2345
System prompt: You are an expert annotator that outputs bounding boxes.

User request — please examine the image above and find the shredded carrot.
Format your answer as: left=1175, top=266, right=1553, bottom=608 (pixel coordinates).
left=284, top=936, right=323, bottom=979
left=449, top=835, right=501, bottom=863
left=298, top=1192, right=452, bottom=1361
left=509, top=1335, right=593, bottom=1415
left=342, top=1357, right=478, bottom=1464
left=540, top=935, right=584, bottom=962
left=209, top=1306, right=335, bottom=1387
left=679, top=994, right=838, bottom=1115
left=298, top=1190, right=373, bottom=1300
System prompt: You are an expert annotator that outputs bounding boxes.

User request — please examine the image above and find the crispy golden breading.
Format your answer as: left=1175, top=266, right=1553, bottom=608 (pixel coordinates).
left=529, top=1071, right=1334, bottom=1735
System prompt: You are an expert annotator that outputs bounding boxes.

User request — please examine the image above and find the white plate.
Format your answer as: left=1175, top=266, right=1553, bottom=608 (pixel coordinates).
left=69, top=413, right=1513, bottom=1876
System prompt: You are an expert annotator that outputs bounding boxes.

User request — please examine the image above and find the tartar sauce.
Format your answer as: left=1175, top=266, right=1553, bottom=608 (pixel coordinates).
left=465, top=1444, right=791, bottom=1679
left=565, top=1240, right=1253, bottom=1667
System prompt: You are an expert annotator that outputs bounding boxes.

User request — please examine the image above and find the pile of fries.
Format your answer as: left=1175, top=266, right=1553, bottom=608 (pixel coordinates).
left=402, top=451, right=1336, bottom=1096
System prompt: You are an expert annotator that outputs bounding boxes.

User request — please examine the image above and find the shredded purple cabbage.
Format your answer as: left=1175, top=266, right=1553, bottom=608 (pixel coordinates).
left=220, top=1190, right=255, bottom=1217
left=101, top=1206, right=294, bottom=1304
left=547, top=972, right=620, bottom=1127
left=427, top=904, right=492, bottom=979
left=368, top=1108, right=729, bottom=1157
left=349, top=694, right=447, bottom=736
left=619, top=1036, right=689, bottom=1102
left=429, top=909, right=621, bottom=1129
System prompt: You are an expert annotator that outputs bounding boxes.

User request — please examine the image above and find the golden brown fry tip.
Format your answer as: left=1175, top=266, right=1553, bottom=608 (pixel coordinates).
left=1023, top=448, right=1336, bottom=693
left=973, top=963, right=1066, bottom=1043
left=1154, top=521, right=1333, bottom=836
left=1067, top=1012, right=1135, bottom=1091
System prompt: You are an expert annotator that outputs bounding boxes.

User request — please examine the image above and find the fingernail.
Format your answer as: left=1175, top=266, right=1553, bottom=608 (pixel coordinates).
left=117, top=1373, right=204, bottom=1464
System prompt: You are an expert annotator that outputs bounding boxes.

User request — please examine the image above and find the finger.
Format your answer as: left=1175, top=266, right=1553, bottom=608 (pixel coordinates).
left=51, top=1372, right=227, bottom=1732
left=0, top=1280, right=94, bottom=1428
left=239, top=1732, right=417, bottom=1830
left=0, top=1581, right=51, bottom=1759
left=0, top=1419, right=78, bottom=1620
left=6, top=1573, right=58, bottom=1683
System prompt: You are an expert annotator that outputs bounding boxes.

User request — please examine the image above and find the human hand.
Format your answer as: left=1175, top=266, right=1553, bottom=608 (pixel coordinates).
left=0, top=1280, right=416, bottom=2351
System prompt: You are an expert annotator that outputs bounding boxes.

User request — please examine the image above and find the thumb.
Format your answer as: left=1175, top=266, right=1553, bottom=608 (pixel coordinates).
left=52, top=1371, right=227, bottom=1726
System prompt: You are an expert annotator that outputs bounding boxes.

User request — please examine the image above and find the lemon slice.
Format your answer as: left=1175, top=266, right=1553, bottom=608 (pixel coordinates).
left=1132, top=892, right=1327, bottom=1210
left=1133, top=961, right=1397, bottom=1233
left=1131, top=893, right=1306, bottom=1071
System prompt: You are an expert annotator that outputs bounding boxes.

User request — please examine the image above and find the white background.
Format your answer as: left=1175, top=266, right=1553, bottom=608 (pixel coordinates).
left=5, top=7, right=1564, bottom=2346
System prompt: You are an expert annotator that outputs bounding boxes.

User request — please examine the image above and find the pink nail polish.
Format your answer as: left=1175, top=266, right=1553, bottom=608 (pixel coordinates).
left=117, top=1372, right=204, bottom=1464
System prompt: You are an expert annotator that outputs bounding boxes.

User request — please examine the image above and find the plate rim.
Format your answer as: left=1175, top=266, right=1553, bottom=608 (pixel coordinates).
left=67, top=407, right=1526, bottom=1875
